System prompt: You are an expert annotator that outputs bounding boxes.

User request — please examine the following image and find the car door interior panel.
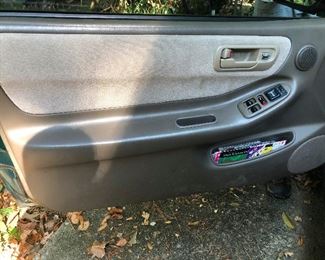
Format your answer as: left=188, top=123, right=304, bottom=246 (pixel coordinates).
left=0, top=34, right=290, bottom=114
left=0, top=17, right=325, bottom=211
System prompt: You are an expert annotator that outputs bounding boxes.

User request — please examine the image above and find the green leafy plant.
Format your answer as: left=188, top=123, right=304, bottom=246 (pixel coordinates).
left=8, top=226, right=21, bottom=241
left=0, top=0, right=235, bottom=16
left=0, top=207, right=14, bottom=217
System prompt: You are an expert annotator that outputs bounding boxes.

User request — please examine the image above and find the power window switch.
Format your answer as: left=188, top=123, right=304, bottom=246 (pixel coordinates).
left=257, top=95, right=268, bottom=106
left=249, top=104, right=261, bottom=114
left=277, top=85, right=288, bottom=96
left=244, top=98, right=256, bottom=107
left=264, top=88, right=281, bottom=101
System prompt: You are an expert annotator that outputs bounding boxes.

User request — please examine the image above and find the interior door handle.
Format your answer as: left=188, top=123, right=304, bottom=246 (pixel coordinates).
left=221, top=58, right=258, bottom=69
left=214, top=46, right=278, bottom=71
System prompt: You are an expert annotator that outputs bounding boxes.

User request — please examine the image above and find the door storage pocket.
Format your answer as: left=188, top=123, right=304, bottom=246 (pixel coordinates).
left=211, top=132, right=293, bottom=166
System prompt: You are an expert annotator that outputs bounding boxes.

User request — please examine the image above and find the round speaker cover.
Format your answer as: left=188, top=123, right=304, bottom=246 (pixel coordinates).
left=288, top=135, right=325, bottom=173
left=295, top=45, right=317, bottom=71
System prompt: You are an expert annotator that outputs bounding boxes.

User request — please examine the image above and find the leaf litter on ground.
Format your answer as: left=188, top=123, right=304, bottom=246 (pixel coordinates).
left=282, top=212, right=295, bottom=230
left=141, top=211, right=150, bottom=226
left=116, top=238, right=128, bottom=247
left=97, top=207, right=124, bottom=232
left=66, top=211, right=90, bottom=231
left=297, top=236, right=304, bottom=247
left=88, top=240, right=107, bottom=259
left=128, top=230, right=137, bottom=246
left=0, top=181, right=65, bottom=259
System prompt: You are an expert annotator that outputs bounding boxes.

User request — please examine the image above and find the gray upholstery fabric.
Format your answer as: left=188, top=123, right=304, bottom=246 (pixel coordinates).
left=0, top=34, right=291, bottom=114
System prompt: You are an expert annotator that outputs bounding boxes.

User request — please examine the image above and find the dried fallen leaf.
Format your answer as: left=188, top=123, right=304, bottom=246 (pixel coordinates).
left=40, top=232, right=52, bottom=245
left=116, top=238, right=128, bottom=247
left=230, top=202, right=240, bottom=208
left=67, top=212, right=82, bottom=225
left=164, top=220, right=172, bottom=224
left=98, top=214, right=110, bottom=232
left=20, top=212, right=40, bottom=222
left=18, top=222, right=36, bottom=241
left=0, top=181, right=66, bottom=259
left=188, top=221, right=200, bottom=226
left=19, top=241, right=33, bottom=257
left=153, top=231, right=160, bottom=238
left=44, top=219, right=56, bottom=232
left=297, top=236, right=304, bottom=247
left=67, top=211, right=89, bottom=231
left=78, top=220, right=90, bottom=231
left=294, top=216, right=302, bottom=223
left=19, top=226, right=36, bottom=242
left=26, top=230, right=42, bottom=245
left=108, top=207, right=123, bottom=220
left=128, top=231, right=137, bottom=246
left=147, top=242, right=153, bottom=250
left=284, top=251, right=294, bottom=257
left=282, top=212, right=295, bottom=230
left=18, top=221, right=37, bottom=236
left=89, top=241, right=106, bottom=259
left=97, top=222, right=107, bottom=232
left=141, top=211, right=150, bottom=226
left=153, top=202, right=173, bottom=223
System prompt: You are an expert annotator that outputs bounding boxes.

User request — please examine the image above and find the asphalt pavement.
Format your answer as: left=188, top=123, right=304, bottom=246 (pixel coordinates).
left=39, top=170, right=325, bottom=260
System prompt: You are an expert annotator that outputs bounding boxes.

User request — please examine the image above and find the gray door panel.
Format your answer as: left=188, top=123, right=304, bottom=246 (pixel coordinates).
left=0, top=17, right=325, bottom=210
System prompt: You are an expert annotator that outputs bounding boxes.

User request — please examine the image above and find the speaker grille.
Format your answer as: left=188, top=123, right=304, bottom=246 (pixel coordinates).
left=288, top=136, right=325, bottom=173
left=295, top=45, right=317, bottom=71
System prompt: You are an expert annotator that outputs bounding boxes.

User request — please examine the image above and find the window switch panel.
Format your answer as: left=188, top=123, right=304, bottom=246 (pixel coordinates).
left=257, top=95, right=268, bottom=106
left=249, top=104, right=261, bottom=114
left=244, top=98, right=256, bottom=107
left=238, top=84, right=290, bottom=118
left=264, top=88, right=281, bottom=101
left=277, top=85, right=288, bottom=96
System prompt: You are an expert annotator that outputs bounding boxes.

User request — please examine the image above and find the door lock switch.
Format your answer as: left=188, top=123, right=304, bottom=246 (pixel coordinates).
left=261, top=52, right=271, bottom=60
left=249, top=104, right=261, bottom=114
left=264, top=88, right=281, bottom=101
left=257, top=95, right=268, bottom=106
left=244, top=98, right=256, bottom=107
